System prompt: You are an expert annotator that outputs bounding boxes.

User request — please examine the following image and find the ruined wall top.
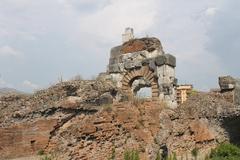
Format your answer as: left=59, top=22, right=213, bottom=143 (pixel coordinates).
left=121, top=37, right=163, bottom=54
left=108, top=30, right=170, bottom=74
left=121, top=28, right=163, bottom=54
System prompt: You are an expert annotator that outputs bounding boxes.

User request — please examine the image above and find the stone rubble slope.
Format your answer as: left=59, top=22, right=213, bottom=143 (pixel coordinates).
left=156, top=92, right=240, bottom=159
left=0, top=79, right=118, bottom=160
left=0, top=79, right=117, bottom=127
left=0, top=80, right=240, bottom=160
left=46, top=101, right=163, bottom=160
left=46, top=92, right=240, bottom=160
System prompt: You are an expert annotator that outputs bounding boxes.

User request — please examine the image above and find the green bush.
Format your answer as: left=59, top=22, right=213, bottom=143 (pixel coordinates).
left=124, top=149, right=140, bottom=160
left=191, top=148, right=199, bottom=159
left=37, top=149, right=45, bottom=155
left=40, top=155, right=52, bottom=160
left=166, top=153, right=177, bottom=160
left=155, top=151, right=161, bottom=160
left=210, top=143, right=240, bottom=160
left=108, top=148, right=116, bottom=160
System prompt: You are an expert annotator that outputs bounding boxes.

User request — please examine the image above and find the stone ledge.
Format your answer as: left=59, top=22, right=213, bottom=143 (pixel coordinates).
left=155, top=54, right=176, bottom=67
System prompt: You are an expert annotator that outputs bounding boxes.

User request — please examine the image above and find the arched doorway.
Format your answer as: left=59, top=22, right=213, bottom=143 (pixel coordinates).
left=121, top=66, right=159, bottom=100
left=131, top=77, right=152, bottom=98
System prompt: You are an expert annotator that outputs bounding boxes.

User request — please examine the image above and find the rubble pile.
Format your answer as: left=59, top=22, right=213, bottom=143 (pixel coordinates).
left=0, top=79, right=118, bottom=160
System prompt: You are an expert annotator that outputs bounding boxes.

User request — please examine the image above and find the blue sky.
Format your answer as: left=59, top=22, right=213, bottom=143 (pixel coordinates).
left=0, top=0, right=239, bottom=92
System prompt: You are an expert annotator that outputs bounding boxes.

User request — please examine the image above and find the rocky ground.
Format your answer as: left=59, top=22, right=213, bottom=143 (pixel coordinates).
left=0, top=79, right=239, bottom=160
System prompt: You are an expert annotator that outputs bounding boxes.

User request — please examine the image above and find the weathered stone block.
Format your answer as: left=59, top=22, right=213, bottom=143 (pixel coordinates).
left=109, top=57, right=118, bottom=65
left=141, top=58, right=152, bottom=66
left=155, top=54, right=176, bottom=67
left=124, top=61, right=142, bottom=70
left=108, top=64, right=121, bottom=73
left=149, top=60, right=156, bottom=71
left=121, top=51, right=146, bottom=63
left=219, top=76, right=236, bottom=91
left=189, top=119, right=215, bottom=143
left=234, top=79, right=240, bottom=105
left=110, top=46, right=122, bottom=57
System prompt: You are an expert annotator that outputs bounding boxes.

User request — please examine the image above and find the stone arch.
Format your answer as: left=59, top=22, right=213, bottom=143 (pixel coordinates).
left=121, top=66, right=159, bottom=100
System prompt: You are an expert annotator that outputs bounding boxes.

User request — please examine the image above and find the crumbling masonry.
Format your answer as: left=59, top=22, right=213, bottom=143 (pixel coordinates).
left=107, top=28, right=178, bottom=107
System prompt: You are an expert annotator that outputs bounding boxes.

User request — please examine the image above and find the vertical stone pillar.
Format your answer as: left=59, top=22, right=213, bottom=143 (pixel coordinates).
left=122, top=28, right=134, bottom=43
left=155, top=54, right=177, bottom=108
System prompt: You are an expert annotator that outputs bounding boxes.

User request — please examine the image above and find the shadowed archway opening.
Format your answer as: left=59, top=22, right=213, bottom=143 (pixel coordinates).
left=222, top=116, right=240, bottom=146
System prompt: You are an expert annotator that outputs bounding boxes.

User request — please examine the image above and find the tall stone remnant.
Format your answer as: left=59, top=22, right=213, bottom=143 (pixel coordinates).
left=107, top=28, right=177, bottom=107
left=219, top=76, right=240, bottom=105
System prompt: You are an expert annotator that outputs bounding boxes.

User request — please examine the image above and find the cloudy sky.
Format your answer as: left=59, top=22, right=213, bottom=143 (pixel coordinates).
left=0, top=0, right=239, bottom=92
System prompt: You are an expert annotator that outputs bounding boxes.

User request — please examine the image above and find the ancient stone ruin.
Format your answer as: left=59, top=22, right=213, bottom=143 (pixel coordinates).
left=106, top=28, right=177, bottom=107
left=218, top=75, right=240, bottom=105
left=1, top=28, right=240, bottom=160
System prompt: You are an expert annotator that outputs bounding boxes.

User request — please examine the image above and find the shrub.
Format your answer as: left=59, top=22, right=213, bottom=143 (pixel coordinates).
left=167, top=153, right=177, bottom=160
left=210, top=143, right=240, bottom=160
left=41, top=155, right=52, bottom=160
left=124, top=149, right=140, bottom=160
left=37, top=149, right=45, bottom=155
left=108, top=148, right=116, bottom=160
left=189, top=89, right=198, bottom=95
left=155, top=151, right=161, bottom=160
left=191, top=148, right=199, bottom=160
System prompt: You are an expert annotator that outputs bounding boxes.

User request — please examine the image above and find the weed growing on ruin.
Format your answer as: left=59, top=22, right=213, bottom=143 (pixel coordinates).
left=124, top=149, right=140, bottom=160
left=191, top=148, right=199, bottom=160
left=37, top=149, right=45, bottom=156
left=40, top=155, right=52, bottom=160
left=108, top=148, right=116, bottom=160
left=209, top=143, right=240, bottom=160
left=155, top=151, right=161, bottom=160
left=167, top=153, right=177, bottom=160
left=189, top=89, right=198, bottom=96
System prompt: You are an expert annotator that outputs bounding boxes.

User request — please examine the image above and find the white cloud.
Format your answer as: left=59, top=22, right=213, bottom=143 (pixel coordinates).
left=0, top=0, right=34, bottom=9
left=78, top=0, right=158, bottom=41
left=0, top=45, right=21, bottom=57
left=145, top=0, right=223, bottom=90
left=22, top=80, right=39, bottom=90
left=205, top=7, right=218, bottom=16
